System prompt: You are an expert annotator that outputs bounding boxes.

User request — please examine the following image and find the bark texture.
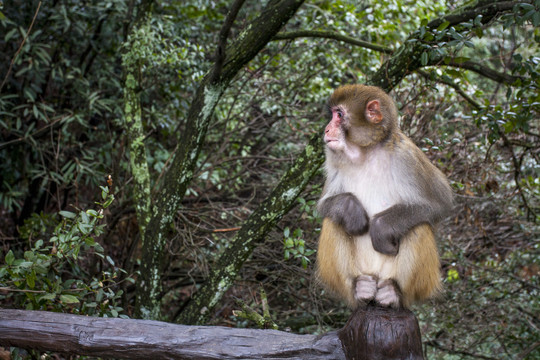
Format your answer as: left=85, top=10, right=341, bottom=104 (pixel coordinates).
left=0, top=309, right=344, bottom=360
left=338, top=306, right=424, bottom=360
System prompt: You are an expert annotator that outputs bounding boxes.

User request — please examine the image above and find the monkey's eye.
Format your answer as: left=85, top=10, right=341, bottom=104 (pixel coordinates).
left=336, top=110, right=343, bottom=119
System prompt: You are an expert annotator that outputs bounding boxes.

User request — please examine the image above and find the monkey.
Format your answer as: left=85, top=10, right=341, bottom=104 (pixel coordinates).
left=316, top=84, right=453, bottom=309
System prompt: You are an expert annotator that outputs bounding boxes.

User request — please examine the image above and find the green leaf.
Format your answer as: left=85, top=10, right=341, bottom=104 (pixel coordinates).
left=437, top=21, right=450, bottom=31
left=34, top=239, right=43, bottom=249
left=86, top=209, right=98, bottom=217
left=447, top=268, right=459, bottom=282
left=106, top=255, right=115, bottom=266
left=38, top=293, right=56, bottom=302
left=533, top=11, right=540, bottom=26
left=452, top=56, right=470, bottom=64
left=421, top=52, right=429, bottom=66
left=473, top=14, right=483, bottom=26
left=59, top=210, right=76, bottom=219
left=19, top=261, right=34, bottom=268
left=5, top=250, right=14, bottom=265
left=26, top=270, right=36, bottom=289
left=60, top=294, right=80, bottom=304
left=285, top=238, right=294, bottom=248
left=80, top=211, right=89, bottom=224
left=519, top=3, right=535, bottom=10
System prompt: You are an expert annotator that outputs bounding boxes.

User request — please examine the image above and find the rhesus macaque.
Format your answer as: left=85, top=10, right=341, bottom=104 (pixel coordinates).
left=317, top=85, right=453, bottom=309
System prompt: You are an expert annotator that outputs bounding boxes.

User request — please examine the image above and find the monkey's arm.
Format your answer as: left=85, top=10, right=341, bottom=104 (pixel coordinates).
left=370, top=193, right=453, bottom=255
left=370, top=139, right=454, bottom=255
left=318, top=192, right=369, bottom=236
left=370, top=204, right=432, bottom=255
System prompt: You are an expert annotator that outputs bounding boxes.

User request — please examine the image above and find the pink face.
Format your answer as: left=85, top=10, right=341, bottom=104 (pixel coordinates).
left=324, top=107, right=345, bottom=150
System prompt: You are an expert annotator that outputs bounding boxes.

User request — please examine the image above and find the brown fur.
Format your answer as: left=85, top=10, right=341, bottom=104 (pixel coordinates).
left=317, top=219, right=441, bottom=308
left=317, top=84, right=451, bottom=309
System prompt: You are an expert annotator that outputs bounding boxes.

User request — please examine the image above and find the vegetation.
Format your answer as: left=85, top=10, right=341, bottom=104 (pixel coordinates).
left=0, top=0, right=538, bottom=359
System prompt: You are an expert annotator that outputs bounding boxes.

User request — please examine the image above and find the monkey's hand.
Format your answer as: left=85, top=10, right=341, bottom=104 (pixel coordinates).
left=319, top=193, right=369, bottom=236
left=370, top=214, right=401, bottom=255
left=370, top=204, right=427, bottom=255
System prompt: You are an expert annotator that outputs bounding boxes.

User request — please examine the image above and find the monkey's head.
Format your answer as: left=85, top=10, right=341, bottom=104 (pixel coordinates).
left=325, top=85, right=398, bottom=155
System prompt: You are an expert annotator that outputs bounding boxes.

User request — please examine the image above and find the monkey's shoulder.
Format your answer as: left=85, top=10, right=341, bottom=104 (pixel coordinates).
left=385, top=132, right=442, bottom=170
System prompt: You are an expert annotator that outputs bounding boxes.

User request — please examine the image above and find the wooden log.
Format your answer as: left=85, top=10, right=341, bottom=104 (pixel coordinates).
left=0, top=309, right=344, bottom=359
left=0, top=307, right=424, bottom=359
left=338, top=305, right=424, bottom=360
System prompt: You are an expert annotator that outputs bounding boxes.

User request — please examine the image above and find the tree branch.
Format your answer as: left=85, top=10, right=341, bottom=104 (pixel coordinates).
left=417, top=69, right=482, bottom=109
left=446, top=60, right=522, bottom=85
left=176, top=133, right=324, bottom=325
left=273, top=30, right=393, bottom=54
left=370, top=0, right=528, bottom=91
left=135, top=0, right=305, bottom=320
left=0, top=1, right=42, bottom=93
left=426, top=0, right=532, bottom=30
left=210, top=0, right=247, bottom=83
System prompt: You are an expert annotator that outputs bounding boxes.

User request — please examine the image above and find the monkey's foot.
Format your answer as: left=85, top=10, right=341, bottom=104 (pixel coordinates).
left=375, top=279, right=402, bottom=308
left=354, top=275, right=377, bottom=303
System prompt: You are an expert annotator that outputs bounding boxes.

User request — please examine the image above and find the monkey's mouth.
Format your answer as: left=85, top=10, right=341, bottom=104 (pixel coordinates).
left=324, top=136, right=338, bottom=144
left=325, top=138, right=341, bottom=150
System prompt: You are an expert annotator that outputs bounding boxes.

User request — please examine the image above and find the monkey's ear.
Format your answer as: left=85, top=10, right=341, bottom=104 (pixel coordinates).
left=365, top=100, right=383, bottom=124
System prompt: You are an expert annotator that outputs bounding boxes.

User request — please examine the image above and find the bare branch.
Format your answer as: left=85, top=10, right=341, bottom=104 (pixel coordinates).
left=417, top=69, right=481, bottom=109
left=273, top=30, right=393, bottom=54
left=446, top=60, right=522, bottom=85
left=0, top=1, right=42, bottom=93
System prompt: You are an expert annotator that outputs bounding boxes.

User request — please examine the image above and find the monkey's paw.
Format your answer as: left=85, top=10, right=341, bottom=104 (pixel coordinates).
left=354, top=274, right=377, bottom=303
left=370, top=214, right=400, bottom=256
left=321, top=193, right=369, bottom=236
left=375, top=279, right=402, bottom=308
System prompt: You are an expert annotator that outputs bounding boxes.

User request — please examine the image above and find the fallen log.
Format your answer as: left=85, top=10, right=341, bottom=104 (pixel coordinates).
left=0, top=306, right=424, bottom=359
left=0, top=309, right=343, bottom=359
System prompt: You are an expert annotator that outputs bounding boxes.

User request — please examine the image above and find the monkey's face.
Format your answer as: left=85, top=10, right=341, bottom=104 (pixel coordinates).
left=325, top=85, right=398, bottom=157
left=324, top=106, right=347, bottom=151
left=324, top=105, right=383, bottom=154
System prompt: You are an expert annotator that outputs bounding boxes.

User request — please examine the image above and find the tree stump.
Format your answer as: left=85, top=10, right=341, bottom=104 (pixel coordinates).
left=338, top=305, right=424, bottom=360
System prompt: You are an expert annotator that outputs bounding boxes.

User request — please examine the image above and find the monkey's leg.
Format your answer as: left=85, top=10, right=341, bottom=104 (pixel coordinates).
left=317, top=218, right=358, bottom=307
left=394, top=224, right=442, bottom=307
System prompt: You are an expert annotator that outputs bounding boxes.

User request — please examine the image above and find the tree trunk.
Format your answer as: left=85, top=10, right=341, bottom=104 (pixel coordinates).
left=135, top=0, right=305, bottom=320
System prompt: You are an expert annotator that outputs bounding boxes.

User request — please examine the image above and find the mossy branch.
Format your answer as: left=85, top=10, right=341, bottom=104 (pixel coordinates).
left=135, top=0, right=305, bottom=320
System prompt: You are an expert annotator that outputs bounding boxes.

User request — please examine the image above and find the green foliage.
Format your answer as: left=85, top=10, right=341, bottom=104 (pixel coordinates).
left=421, top=243, right=540, bottom=359
left=283, top=226, right=315, bottom=269
left=0, top=186, right=130, bottom=317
